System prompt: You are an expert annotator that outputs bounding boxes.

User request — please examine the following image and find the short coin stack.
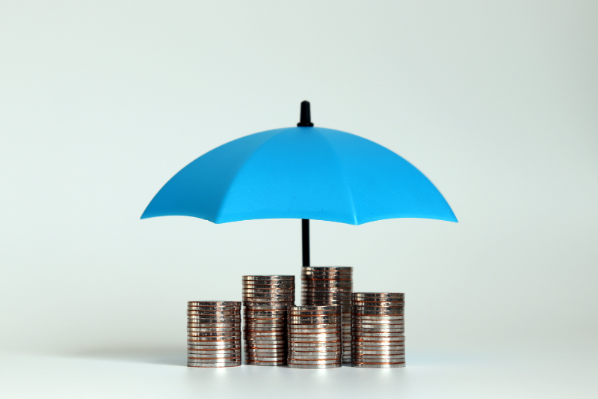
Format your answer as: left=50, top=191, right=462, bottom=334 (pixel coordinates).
left=242, top=275, right=295, bottom=366
left=187, top=301, right=242, bottom=368
left=287, top=305, right=342, bottom=368
left=351, top=293, right=405, bottom=368
left=301, top=267, right=353, bottom=363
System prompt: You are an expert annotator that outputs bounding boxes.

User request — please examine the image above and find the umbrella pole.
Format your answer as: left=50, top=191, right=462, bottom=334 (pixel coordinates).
left=302, top=219, right=310, bottom=267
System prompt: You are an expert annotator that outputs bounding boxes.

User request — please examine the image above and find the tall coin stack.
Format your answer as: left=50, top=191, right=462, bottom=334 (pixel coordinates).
left=301, top=267, right=353, bottom=363
left=351, top=293, right=405, bottom=368
left=242, top=275, right=295, bottom=366
left=287, top=305, right=342, bottom=368
left=187, top=301, right=242, bottom=368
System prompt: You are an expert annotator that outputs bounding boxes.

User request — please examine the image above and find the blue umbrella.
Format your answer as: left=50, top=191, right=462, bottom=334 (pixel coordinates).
left=142, top=102, right=457, bottom=266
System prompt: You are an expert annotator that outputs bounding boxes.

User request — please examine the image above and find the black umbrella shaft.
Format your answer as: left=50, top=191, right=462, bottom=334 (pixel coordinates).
left=302, top=219, right=310, bottom=267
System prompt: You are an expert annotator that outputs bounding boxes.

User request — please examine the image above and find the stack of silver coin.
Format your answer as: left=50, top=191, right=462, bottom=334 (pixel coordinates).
left=301, top=267, right=353, bottom=363
left=287, top=305, right=342, bottom=368
left=242, top=275, right=295, bottom=366
left=351, top=293, right=405, bottom=368
left=187, top=301, right=242, bottom=368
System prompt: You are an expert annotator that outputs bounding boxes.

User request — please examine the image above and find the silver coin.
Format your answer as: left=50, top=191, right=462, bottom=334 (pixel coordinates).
left=188, top=354, right=242, bottom=360
left=353, top=338, right=406, bottom=344
left=187, top=312, right=241, bottom=317
left=187, top=359, right=241, bottom=365
left=244, top=324, right=286, bottom=329
left=187, top=315, right=241, bottom=321
left=242, top=275, right=294, bottom=279
left=352, top=316, right=405, bottom=322
left=251, top=356, right=286, bottom=362
left=286, top=337, right=341, bottom=345
left=187, top=362, right=241, bottom=368
left=352, top=329, right=405, bottom=335
left=302, top=268, right=352, bottom=273
left=352, top=308, right=405, bottom=315
left=189, top=354, right=242, bottom=359
left=352, top=363, right=405, bottom=368
left=302, top=300, right=351, bottom=306
left=244, top=309, right=288, bottom=314
left=288, top=359, right=342, bottom=365
left=244, top=346, right=287, bottom=351
left=352, top=344, right=406, bottom=350
left=287, top=329, right=340, bottom=334
left=302, top=291, right=352, bottom=296
left=188, top=340, right=241, bottom=346
left=352, top=321, right=405, bottom=326
left=243, top=350, right=287, bottom=355
left=288, top=343, right=342, bottom=349
left=244, top=326, right=286, bottom=331
left=241, top=282, right=293, bottom=287
left=187, top=335, right=240, bottom=340
left=188, top=359, right=242, bottom=364
left=187, top=323, right=240, bottom=328
left=287, top=327, right=340, bottom=332
left=245, top=361, right=287, bottom=366
left=290, top=349, right=341, bottom=355
left=243, top=280, right=294, bottom=285
left=243, top=293, right=295, bottom=299
left=243, top=287, right=294, bottom=292
left=186, top=324, right=241, bottom=329
left=244, top=333, right=286, bottom=338
left=289, top=305, right=340, bottom=311
left=352, top=303, right=405, bottom=309
left=244, top=302, right=293, bottom=308
left=245, top=336, right=286, bottom=344
left=302, top=278, right=353, bottom=282
left=186, top=309, right=241, bottom=314
left=187, top=301, right=241, bottom=306
left=244, top=348, right=287, bottom=353
left=243, top=342, right=286, bottom=347
left=289, top=353, right=341, bottom=359
left=288, top=331, right=339, bottom=337
left=187, top=310, right=241, bottom=315
left=187, top=328, right=241, bottom=334
left=287, top=363, right=341, bottom=369
left=288, top=309, right=341, bottom=315
left=244, top=324, right=286, bottom=328
left=188, top=347, right=240, bottom=352
left=244, top=317, right=286, bottom=322
left=288, top=316, right=341, bottom=322
left=352, top=292, right=404, bottom=298
left=353, top=351, right=406, bottom=356
left=243, top=298, right=294, bottom=303
left=353, top=354, right=406, bottom=360
left=352, top=331, right=405, bottom=336
left=353, top=328, right=404, bottom=334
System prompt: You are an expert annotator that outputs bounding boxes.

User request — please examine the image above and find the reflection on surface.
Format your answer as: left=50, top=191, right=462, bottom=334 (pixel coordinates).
left=74, top=348, right=187, bottom=366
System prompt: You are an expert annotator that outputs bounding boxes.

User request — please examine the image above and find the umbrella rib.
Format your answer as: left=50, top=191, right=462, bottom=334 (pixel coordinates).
left=213, top=131, right=283, bottom=223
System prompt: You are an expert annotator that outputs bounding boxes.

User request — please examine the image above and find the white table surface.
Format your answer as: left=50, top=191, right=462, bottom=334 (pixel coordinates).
left=2, top=348, right=596, bottom=399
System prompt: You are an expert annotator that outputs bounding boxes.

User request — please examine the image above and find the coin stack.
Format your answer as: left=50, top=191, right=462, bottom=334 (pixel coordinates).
left=287, top=305, right=342, bottom=368
left=301, top=267, right=353, bottom=363
left=242, top=275, right=295, bottom=366
left=187, top=301, right=242, bottom=368
left=351, top=293, right=405, bottom=368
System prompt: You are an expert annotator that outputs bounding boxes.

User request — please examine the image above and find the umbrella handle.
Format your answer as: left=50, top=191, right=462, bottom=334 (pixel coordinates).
left=302, top=219, right=310, bottom=267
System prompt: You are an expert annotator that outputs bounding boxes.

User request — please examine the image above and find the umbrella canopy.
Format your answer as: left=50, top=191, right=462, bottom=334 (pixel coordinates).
left=141, top=102, right=457, bottom=264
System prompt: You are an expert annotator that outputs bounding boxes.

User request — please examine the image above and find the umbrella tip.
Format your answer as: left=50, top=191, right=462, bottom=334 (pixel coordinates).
left=297, top=101, right=314, bottom=127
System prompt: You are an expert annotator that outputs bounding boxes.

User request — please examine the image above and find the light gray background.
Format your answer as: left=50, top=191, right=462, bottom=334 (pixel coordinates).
left=1, top=1, right=597, bottom=398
